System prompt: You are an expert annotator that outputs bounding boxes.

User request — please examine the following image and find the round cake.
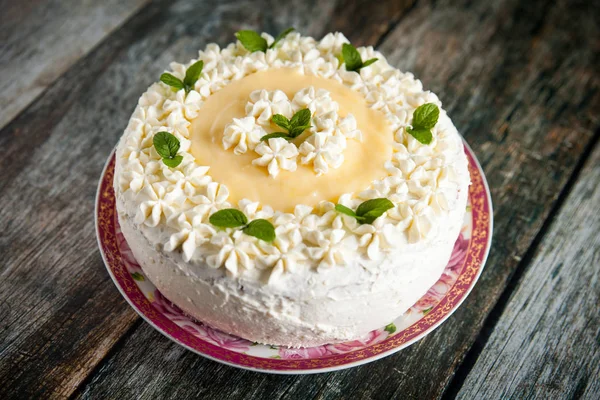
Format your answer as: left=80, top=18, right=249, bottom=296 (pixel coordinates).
left=114, top=30, right=470, bottom=347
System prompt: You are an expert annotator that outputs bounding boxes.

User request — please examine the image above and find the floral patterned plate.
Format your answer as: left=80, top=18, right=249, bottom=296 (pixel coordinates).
left=96, top=142, right=492, bottom=374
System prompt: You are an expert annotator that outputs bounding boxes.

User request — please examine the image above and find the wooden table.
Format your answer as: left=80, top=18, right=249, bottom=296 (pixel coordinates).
left=1, top=0, right=598, bottom=398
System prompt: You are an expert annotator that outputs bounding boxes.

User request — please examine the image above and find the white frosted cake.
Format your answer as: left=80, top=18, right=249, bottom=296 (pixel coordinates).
left=114, top=30, right=470, bottom=347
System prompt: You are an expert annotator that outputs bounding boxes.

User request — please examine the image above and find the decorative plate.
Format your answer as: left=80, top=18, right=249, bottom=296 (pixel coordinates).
left=95, top=142, right=492, bottom=374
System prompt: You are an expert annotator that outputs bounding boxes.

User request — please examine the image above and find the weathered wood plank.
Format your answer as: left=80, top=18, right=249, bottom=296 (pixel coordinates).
left=455, top=142, right=600, bottom=399
left=0, top=0, right=415, bottom=398
left=73, top=0, right=600, bottom=399
left=326, top=0, right=416, bottom=47
left=0, top=0, right=149, bottom=130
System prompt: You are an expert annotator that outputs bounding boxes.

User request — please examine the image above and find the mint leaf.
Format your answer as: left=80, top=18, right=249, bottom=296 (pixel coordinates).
left=162, top=155, right=183, bottom=168
left=271, top=114, right=291, bottom=130
left=131, top=272, right=145, bottom=281
left=243, top=219, right=276, bottom=242
left=270, top=27, right=295, bottom=49
left=342, top=43, right=363, bottom=72
left=235, top=30, right=268, bottom=53
left=209, top=211, right=277, bottom=242
left=154, top=132, right=183, bottom=167
left=412, top=103, right=439, bottom=130
left=341, top=43, right=378, bottom=72
left=269, top=109, right=311, bottom=139
left=209, top=209, right=248, bottom=228
left=335, top=204, right=357, bottom=218
left=362, top=58, right=378, bottom=68
left=290, top=108, right=311, bottom=128
left=384, top=323, right=397, bottom=334
left=356, top=198, right=394, bottom=224
left=406, top=104, right=439, bottom=145
left=289, top=125, right=311, bottom=138
left=160, top=73, right=184, bottom=90
left=183, top=60, right=204, bottom=93
left=423, top=307, right=433, bottom=315
left=260, top=132, right=291, bottom=141
left=335, top=199, right=392, bottom=224
left=406, top=127, right=433, bottom=145
left=153, top=132, right=180, bottom=159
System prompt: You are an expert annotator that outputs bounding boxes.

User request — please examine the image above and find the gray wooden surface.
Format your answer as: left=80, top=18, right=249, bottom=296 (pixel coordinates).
left=0, top=0, right=148, bottom=130
left=456, top=143, right=600, bottom=399
left=0, top=0, right=599, bottom=399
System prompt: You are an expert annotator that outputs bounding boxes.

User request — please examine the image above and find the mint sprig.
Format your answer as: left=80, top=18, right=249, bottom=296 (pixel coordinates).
left=384, top=323, right=397, bottom=334
left=260, top=108, right=312, bottom=141
left=235, top=28, right=295, bottom=53
left=406, top=103, right=439, bottom=145
left=335, top=198, right=394, bottom=224
left=160, top=60, right=204, bottom=94
left=153, top=131, right=183, bottom=167
left=243, top=219, right=276, bottom=242
left=271, top=27, right=295, bottom=49
left=209, top=209, right=276, bottom=242
left=209, top=209, right=248, bottom=227
left=341, top=43, right=378, bottom=72
left=235, top=31, right=267, bottom=52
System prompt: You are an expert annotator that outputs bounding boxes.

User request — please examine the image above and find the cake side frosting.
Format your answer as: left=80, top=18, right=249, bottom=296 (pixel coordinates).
left=114, top=31, right=471, bottom=346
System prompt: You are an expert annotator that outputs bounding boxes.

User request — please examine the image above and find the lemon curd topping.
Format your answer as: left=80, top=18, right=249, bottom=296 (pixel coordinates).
left=190, top=68, right=393, bottom=211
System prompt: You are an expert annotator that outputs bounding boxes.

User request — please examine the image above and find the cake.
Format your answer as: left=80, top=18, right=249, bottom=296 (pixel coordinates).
left=114, top=30, right=470, bottom=347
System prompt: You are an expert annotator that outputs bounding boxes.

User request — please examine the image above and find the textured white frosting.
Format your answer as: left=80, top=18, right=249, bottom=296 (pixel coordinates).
left=114, top=31, right=470, bottom=347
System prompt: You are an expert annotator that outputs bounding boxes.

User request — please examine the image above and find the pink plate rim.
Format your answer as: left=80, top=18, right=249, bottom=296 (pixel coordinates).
left=95, top=141, right=493, bottom=374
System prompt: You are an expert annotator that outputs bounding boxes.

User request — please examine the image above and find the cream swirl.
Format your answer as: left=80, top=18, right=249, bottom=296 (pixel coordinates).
left=252, top=138, right=299, bottom=177
left=222, top=117, right=265, bottom=155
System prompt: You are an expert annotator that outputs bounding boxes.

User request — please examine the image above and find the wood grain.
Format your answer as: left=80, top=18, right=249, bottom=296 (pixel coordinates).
left=0, top=0, right=149, bottom=130
left=326, top=0, right=417, bottom=46
left=72, top=0, right=600, bottom=399
left=455, top=144, right=600, bottom=399
left=0, top=0, right=415, bottom=398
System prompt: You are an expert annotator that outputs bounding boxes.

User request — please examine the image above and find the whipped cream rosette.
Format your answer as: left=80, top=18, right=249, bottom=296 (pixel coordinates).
left=114, top=30, right=470, bottom=347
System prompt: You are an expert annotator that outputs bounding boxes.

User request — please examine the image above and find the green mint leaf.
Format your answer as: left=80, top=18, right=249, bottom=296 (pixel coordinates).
left=423, top=307, right=433, bottom=315
left=209, top=209, right=248, bottom=228
left=183, top=60, right=204, bottom=93
left=160, top=73, right=184, bottom=90
left=335, top=53, right=344, bottom=65
left=356, top=198, right=394, bottom=224
left=356, top=198, right=395, bottom=217
left=406, top=127, right=433, bottom=145
left=131, top=272, right=145, bottom=281
left=335, top=204, right=357, bottom=218
left=290, top=108, right=311, bottom=128
left=153, top=131, right=180, bottom=159
left=361, top=58, right=378, bottom=68
left=243, top=219, right=276, bottom=242
left=260, top=132, right=292, bottom=141
left=289, top=125, right=311, bottom=138
left=342, top=43, right=363, bottom=72
left=384, top=323, right=397, bottom=334
left=270, top=27, right=295, bottom=49
left=412, top=103, right=439, bottom=130
left=162, top=155, right=183, bottom=168
left=271, top=114, right=291, bottom=130
left=235, top=30, right=268, bottom=53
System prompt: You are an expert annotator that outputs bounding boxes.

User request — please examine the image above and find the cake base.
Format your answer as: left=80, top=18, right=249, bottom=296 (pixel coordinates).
left=117, top=201, right=465, bottom=347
